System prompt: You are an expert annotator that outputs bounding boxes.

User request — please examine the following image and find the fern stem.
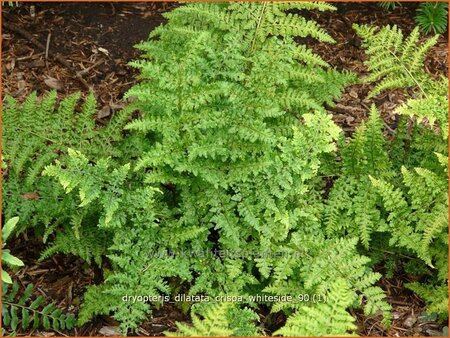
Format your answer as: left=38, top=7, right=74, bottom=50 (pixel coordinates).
left=249, top=2, right=267, bottom=54
left=370, top=247, right=425, bottom=262
left=388, top=50, right=427, bottom=98
left=15, top=129, right=59, bottom=144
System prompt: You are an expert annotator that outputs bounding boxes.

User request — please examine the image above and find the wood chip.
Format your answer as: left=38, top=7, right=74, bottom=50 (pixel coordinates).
left=99, top=326, right=121, bottom=336
left=97, top=105, right=111, bottom=119
left=44, top=76, right=63, bottom=90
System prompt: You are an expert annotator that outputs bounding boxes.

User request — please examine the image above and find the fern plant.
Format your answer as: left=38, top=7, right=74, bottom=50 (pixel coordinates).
left=40, top=2, right=392, bottom=334
left=9, top=4, right=448, bottom=335
left=2, top=281, right=76, bottom=335
left=37, top=3, right=408, bottom=334
left=2, top=91, right=131, bottom=264
left=124, top=0, right=354, bottom=290
left=353, top=23, right=448, bottom=320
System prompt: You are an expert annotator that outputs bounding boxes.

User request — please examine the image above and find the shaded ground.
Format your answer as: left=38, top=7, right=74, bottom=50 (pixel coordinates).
left=2, top=2, right=448, bottom=337
left=2, top=2, right=177, bottom=115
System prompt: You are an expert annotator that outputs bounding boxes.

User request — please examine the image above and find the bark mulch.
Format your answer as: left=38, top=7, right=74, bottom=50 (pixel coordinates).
left=2, top=2, right=448, bottom=336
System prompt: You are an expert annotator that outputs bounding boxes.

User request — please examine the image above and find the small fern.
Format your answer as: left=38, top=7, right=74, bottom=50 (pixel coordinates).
left=2, top=281, right=76, bottom=335
left=2, top=91, right=128, bottom=236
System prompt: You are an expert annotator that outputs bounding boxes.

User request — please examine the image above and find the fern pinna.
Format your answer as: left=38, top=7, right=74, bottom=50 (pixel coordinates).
left=166, top=302, right=260, bottom=337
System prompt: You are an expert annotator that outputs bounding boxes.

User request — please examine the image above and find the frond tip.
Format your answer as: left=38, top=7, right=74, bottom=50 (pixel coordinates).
left=274, top=278, right=357, bottom=336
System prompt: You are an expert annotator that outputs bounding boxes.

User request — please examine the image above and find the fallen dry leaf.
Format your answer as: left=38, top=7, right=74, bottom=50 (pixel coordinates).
left=99, top=326, right=121, bottom=336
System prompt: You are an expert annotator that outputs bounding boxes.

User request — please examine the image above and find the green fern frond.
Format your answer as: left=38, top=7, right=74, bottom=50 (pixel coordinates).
left=2, top=281, right=76, bottom=335
left=274, top=278, right=357, bottom=336
left=406, top=282, right=448, bottom=319
left=40, top=223, right=109, bottom=265
left=354, top=24, right=439, bottom=97
left=167, top=302, right=259, bottom=337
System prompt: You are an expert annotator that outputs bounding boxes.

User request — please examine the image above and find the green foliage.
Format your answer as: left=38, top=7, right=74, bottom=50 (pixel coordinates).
left=324, top=106, right=388, bottom=249
left=2, top=91, right=132, bottom=266
left=370, top=163, right=447, bottom=268
left=369, top=161, right=448, bottom=319
left=3, top=5, right=448, bottom=336
left=378, top=2, right=400, bottom=11
left=354, top=24, right=448, bottom=138
left=353, top=23, right=448, bottom=320
left=42, top=2, right=385, bottom=334
left=1, top=217, right=24, bottom=284
left=43, top=149, right=132, bottom=229
left=39, top=223, right=108, bottom=266
left=2, top=281, right=76, bottom=335
left=167, top=302, right=259, bottom=336
left=353, top=24, right=438, bottom=96
left=406, top=282, right=448, bottom=320
left=415, top=2, right=448, bottom=34
left=2, top=91, right=127, bottom=235
left=274, top=278, right=357, bottom=336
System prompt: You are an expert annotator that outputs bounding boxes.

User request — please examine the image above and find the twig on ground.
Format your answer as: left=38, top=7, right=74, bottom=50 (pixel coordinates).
left=2, top=20, right=92, bottom=90
left=45, top=32, right=51, bottom=59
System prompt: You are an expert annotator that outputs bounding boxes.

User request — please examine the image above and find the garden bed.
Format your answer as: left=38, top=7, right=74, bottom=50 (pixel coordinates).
left=1, top=2, right=448, bottom=337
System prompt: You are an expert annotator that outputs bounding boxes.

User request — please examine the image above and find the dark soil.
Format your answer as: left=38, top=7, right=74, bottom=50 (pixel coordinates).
left=2, top=2, right=177, bottom=108
left=2, top=2, right=448, bottom=337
